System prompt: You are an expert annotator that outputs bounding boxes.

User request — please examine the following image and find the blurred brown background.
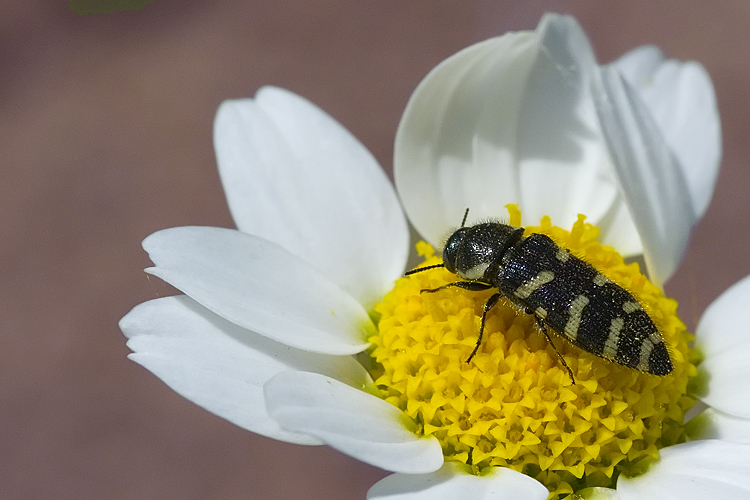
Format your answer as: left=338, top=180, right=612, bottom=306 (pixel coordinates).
left=1, top=1, right=749, bottom=498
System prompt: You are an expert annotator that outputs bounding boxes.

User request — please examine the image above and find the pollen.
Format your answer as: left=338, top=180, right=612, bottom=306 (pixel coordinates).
left=368, top=206, right=696, bottom=499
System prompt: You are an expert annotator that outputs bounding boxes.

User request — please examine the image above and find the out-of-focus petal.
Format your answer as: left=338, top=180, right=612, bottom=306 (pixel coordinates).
left=687, top=407, right=750, bottom=443
left=592, top=65, right=693, bottom=286
left=366, top=462, right=549, bottom=500
left=613, top=46, right=721, bottom=218
left=264, top=371, right=444, bottom=474
left=121, top=296, right=373, bottom=444
left=617, top=441, right=750, bottom=499
left=694, top=344, right=750, bottom=418
left=214, top=86, right=408, bottom=308
left=694, top=275, right=750, bottom=417
left=143, top=226, right=373, bottom=355
left=395, top=14, right=632, bottom=256
left=695, top=274, right=750, bottom=358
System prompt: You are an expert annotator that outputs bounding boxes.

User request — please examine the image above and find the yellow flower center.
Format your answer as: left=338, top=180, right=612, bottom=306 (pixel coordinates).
left=368, top=206, right=697, bottom=499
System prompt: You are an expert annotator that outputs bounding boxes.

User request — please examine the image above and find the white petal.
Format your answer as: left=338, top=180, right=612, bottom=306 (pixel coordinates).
left=695, top=274, right=750, bottom=359
left=617, top=441, right=750, bottom=499
left=694, top=275, right=750, bottom=417
left=214, top=87, right=408, bottom=308
left=366, top=462, right=549, bottom=500
left=395, top=14, right=630, bottom=255
left=592, top=65, right=693, bottom=286
left=518, top=14, right=621, bottom=237
left=613, top=46, right=721, bottom=218
left=264, top=371, right=444, bottom=474
left=395, top=32, right=539, bottom=247
left=143, top=226, right=373, bottom=355
left=687, top=408, right=750, bottom=443
left=592, top=194, right=642, bottom=259
left=121, top=296, right=373, bottom=444
left=695, top=344, right=750, bottom=418
left=611, top=45, right=664, bottom=84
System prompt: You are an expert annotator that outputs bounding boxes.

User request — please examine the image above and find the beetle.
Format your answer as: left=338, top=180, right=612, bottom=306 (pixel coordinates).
left=405, top=211, right=673, bottom=383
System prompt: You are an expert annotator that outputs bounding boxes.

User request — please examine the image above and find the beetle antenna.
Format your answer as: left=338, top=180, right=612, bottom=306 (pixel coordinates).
left=461, top=208, right=469, bottom=227
left=404, top=263, right=444, bottom=276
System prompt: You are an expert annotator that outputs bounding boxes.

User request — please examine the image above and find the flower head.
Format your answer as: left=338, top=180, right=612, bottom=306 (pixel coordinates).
left=119, top=12, right=746, bottom=500
left=370, top=208, right=696, bottom=498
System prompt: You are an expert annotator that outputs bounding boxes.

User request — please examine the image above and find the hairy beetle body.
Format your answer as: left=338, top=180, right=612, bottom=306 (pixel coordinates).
left=408, top=221, right=673, bottom=380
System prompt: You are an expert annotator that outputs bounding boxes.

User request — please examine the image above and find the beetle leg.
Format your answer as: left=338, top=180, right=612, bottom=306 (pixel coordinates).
left=421, top=282, right=498, bottom=362
left=534, top=316, right=576, bottom=384
left=421, top=281, right=493, bottom=294
left=466, top=292, right=502, bottom=362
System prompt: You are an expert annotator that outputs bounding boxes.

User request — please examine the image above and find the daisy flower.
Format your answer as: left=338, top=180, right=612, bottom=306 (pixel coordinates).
left=120, top=13, right=743, bottom=500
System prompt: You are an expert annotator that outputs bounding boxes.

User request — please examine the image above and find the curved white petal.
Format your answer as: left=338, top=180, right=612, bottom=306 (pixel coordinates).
left=611, top=45, right=664, bottom=83
left=593, top=196, right=641, bottom=259
left=366, top=462, right=549, bottom=500
left=143, top=226, right=373, bottom=355
left=592, top=64, right=693, bottom=286
left=214, top=86, right=408, bottom=308
left=695, top=274, right=750, bottom=359
left=617, top=441, right=750, bottom=499
left=264, top=371, right=444, bottom=474
left=687, top=408, right=750, bottom=443
left=395, top=14, right=644, bottom=259
left=120, top=296, right=373, bottom=444
left=613, top=46, right=721, bottom=218
left=694, top=275, right=750, bottom=417
left=395, top=31, right=538, bottom=246
left=396, top=14, right=624, bottom=251
left=695, top=343, right=750, bottom=418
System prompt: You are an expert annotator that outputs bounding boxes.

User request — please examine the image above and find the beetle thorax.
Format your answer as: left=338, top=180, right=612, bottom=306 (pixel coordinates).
left=442, top=223, right=522, bottom=282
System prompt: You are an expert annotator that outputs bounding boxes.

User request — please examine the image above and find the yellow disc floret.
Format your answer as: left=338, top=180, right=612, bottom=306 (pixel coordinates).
left=368, top=206, right=696, bottom=499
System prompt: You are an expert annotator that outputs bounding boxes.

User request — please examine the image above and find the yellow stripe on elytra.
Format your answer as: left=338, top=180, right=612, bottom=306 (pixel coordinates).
left=514, top=271, right=554, bottom=299
left=555, top=247, right=570, bottom=262
left=593, top=273, right=609, bottom=287
left=623, top=301, right=643, bottom=314
left=637, top=339, right=655, bottom=372
left=564, top=295, right=590, bottom=342
left=603, top=317, right=624, bottom=359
